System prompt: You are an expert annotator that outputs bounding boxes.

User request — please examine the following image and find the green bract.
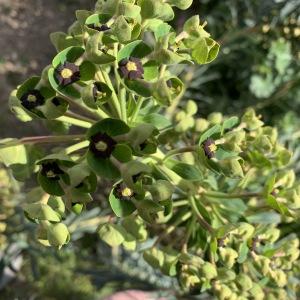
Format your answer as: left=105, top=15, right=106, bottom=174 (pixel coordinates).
left=3, top=0, right=300, bottom=299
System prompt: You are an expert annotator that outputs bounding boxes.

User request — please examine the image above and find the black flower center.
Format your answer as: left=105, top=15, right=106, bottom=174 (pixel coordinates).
left=93, top=83, right=107, bottom=101
left=89, top=132, right=117, bottom=158
left=118, top=57, right=144, bottom=80
left=114, top=183, right=135, bottom=201
left=202, top=139, right=217, bottom=159
left=20, top=89, right=45, bottom=110
left=41, top=162, right=64, bottom=181
left=55, top=62, right=81, bottom=87
left=88, top=24, right=110, bottom=32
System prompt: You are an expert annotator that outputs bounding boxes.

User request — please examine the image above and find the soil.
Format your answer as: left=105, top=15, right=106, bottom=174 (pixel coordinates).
left=0, top=0, right=94, bottom=137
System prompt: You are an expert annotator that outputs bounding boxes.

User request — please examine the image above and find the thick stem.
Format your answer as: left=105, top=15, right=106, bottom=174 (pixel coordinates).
left=59, top=94, right=101, bottom=120
left=130, top=96, right=144, bottom=123
left=64, top=111, right=95, bottom=123
left=204, top=191, right=261, bottom=199
left=163, top=146, right=198, bottom=161
left=65, top=141, right=89, bottom=155
left=0, top=135, right=85, bottom=149
left=57, top=116, right=92, bottom=128
left=120, top=87, right=127, bottom=122
left=98, top=68, right=122, bottom=119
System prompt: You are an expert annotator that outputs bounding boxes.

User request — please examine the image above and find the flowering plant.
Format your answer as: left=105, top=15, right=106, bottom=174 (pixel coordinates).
left=1, top=0, right=300, bottom=298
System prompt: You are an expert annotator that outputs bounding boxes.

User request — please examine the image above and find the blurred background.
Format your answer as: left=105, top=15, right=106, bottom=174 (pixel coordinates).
left=0, top=0, right=299, bottom=299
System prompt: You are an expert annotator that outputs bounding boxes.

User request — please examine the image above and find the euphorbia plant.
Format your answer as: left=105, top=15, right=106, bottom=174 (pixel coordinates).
left=1, top=0, right=300, bottom=298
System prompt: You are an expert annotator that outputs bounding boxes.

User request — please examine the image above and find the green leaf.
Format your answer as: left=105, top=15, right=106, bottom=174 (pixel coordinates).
left=39, top=97, right=69, bottom=120
left=47, top=223, right=70, bottom=247
left=122, top=216, right=147, bottom=241
left=98, top=223, right=126, bottom=247
left=118, top=3, right=141, bottom=19
left=50, top=32, right=82, bottom=52
left=137, top=199, right=164, bottom=223
left=112, top=144, right=132, bottom=163
left=167, top=0, right=193, bottom=10
left=138, top=113, right=171, bottom=130
left=222, top=116, right=239, bottom=132
left=76, top=10, right=91, bottom=24
left=0, top=139, right=27, bottom=166
left=117, top=40, right=152, bottom=61
left=112, top=15, right=131, bottom=43
left=199, top=124, right=222, bottom=144
left=87, top=118, right=130, bottom=139
left=237, top=241, right=249, bottom=263
left=86, top=152, right=120, bottom=179
left=246, top=212, right=281, bottom=224
left=85, top=33, right=116, bottom=64
left=109, top=187, right=136, bottom=217
left=192, top=38, right=209, bottom=64
left=124, top=79, right=152, bottom=97
left=143, top=247, right=164, bottom=269
left=79, top=61, right=96, bottom=81
left=37, top=173, right=65, bottom=196
left=23, top=203, right=61, bottom=222
left=143, top=60, right=159, bottom=80
left=170, top=162, right=203, bottom=181
left=266, top=195, right=292, bottom=217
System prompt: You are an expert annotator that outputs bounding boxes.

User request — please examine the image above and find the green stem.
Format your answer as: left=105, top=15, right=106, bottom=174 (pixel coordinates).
left=163, top=146, right=198, bottom=161
left=189, top=197, right=214, bottom=234
left=65, top=141, right=89, bottom=155
left=153, top=211, right=192, bottom=247
left=0, top=135, right=84, bottom=149
left=173, top=200, right=189, bottom=207
left=57, top=116, right=92, bottom=128
left=204, top=191, right=261, bottom=199
left=182, top=216, right=196, bottom=253
left=130, top=96, right=144, bottom=123
left=99, top=68, right=122, bottom=119
left=64, top=111, right=95, bottom=123
left=120, top=87, right=127, bottom=122
left=59, top=94, right=100, bottom=120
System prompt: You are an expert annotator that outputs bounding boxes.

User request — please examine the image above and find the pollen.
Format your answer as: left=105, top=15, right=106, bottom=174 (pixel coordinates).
left=208, top=143, right=217, bottom=152
left=126, top=61, right=138, bottom=71
left=121, top=187, right=133, bottom=198
left=95, top=141, right=108, bottom=151
left=61, top=68, right=73, bottom=79
left=27, top=95, right=37, bottom=102
left=46, top=170, right=56, bottom=178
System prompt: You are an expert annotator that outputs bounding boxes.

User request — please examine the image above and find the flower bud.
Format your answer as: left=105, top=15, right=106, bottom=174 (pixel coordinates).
left=148, top=180, right=174, bottom=201
left=47, top=223, right=70, bottom=248
left=258, top=227, right=280, bottom=243
left=242, top=108, right=264, bottom=130
left=208, top=112, right=223, bottom=125
left=253, top=254, right=271, bottom=276
left=248, top=283, right=264, bottom=300
left=235, top=222, right=255, bottom=240
left=262, top=126, right=278, bottom=144
left=195, top=118, right=209, bottom=132
left=199, top=262, right=217, bottom=280
left=236, top=274, right=253, bottom=291
left=47, top=196, right=65, bottom=217
left=254, top=135, right=273, bottom=152
left=214, top=283, right=233, bottom=300
left=219, top=247, right=238, bottom=268
left=270, top=269, right=287, bottom=287
left=186, top=100, right=198, bottom=115
left=23, top=203, right=61, bottom=223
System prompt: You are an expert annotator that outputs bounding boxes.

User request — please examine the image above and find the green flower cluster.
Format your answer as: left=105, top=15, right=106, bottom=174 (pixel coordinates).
left=0, top=0, right=299, bottom=298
